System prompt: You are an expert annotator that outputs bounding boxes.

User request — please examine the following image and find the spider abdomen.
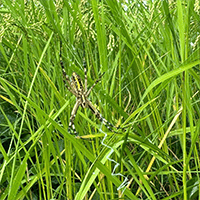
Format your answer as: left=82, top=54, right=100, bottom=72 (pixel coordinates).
left=71, top=72, right=84, bottom=93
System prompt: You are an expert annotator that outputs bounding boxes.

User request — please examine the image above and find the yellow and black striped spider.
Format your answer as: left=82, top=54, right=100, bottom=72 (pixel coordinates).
left=60, top=48, right=116, bottom=135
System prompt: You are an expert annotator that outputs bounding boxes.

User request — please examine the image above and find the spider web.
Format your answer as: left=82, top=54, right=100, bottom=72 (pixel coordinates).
left=100, top=127, right=129, bottom=195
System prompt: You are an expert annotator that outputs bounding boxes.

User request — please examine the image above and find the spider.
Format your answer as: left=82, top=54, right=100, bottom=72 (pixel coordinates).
left=60, top=52, right=116, bottom=135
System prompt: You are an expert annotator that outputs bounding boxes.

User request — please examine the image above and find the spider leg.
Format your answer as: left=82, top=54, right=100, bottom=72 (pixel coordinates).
left=68, top=100, right=80, bottom=135
left=87, top=100, right=115, bottom=132
left=60, top=45, right=78, bottom=97
left=83, top=58, right=87, bottom=93
left=62, top=68, right=78, bottom=96
left=86, top=72, right=105, bottom=97
left=82, top=43, right=87, bottom=92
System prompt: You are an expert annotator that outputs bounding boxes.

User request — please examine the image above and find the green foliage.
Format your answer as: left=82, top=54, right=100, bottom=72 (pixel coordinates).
left=0, top=0, right=200, bottom=199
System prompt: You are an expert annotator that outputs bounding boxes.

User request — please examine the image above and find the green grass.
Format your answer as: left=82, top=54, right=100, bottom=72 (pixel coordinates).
left=0, top=0, right=200, bottom=199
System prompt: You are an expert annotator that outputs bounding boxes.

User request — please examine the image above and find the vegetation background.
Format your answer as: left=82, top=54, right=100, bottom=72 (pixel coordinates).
left=0, top=0, right=200, bottom=199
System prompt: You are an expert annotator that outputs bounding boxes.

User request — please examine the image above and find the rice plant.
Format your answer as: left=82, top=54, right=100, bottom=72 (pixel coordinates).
left=0, top=0, right=200, bottom=199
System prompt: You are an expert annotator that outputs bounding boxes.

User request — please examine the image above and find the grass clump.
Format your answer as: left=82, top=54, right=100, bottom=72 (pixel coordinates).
left=0, top=0, right=200, bottom=199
